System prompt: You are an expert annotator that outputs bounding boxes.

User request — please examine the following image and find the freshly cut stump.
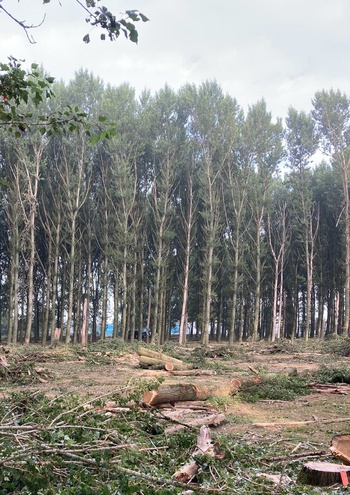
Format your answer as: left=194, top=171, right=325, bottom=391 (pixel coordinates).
left=299, top=461, right=350, bottom=486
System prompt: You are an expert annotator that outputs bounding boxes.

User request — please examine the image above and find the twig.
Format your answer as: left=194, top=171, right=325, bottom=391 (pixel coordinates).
left=253, top=416, right=350, bottom=427
left=49, top=386, right=136, bottom=426
left=260, top=450, right=329, bottom=462
left=0, top=5, right=45, bottom=43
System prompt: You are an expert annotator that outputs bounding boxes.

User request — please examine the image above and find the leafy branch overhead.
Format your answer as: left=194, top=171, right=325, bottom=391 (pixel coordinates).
left=0, top=1, right=149, bottom=45
left=82, top=5, right=149, bottom=44
left=0, top=57, right=116, bottom=143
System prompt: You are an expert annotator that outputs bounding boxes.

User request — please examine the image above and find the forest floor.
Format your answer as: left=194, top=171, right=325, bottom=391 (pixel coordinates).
left=2, top=337, right=350, bottom=493
left=2, top=337, right=350, bottom=445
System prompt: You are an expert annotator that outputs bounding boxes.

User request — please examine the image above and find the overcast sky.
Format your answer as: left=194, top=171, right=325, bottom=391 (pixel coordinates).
left=2, top=0, right=350, bottom=120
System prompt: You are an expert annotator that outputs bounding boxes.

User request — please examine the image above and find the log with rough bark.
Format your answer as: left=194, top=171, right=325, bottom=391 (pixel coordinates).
left=138, top=348, right=192, bottom=367
left=138, top=356, right=193, bottom=371
left=299, top=461, right=350, bottom=486
left=138, top=356, right=171, bottom=370
left=143, top=380, right=239, bottom=406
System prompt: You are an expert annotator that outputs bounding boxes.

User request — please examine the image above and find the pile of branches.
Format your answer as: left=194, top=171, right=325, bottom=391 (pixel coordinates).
left=0, top=352, right=52, bottom=384
left=0, top=377, right=338, bottom=494
left=0, top=383, right=206, bottom=494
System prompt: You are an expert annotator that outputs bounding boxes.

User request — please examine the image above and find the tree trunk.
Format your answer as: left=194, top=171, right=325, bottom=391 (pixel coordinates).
left=144, top=382, right=237, bottom=406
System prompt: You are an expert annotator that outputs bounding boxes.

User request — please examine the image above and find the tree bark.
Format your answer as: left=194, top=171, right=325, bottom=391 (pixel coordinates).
left=143, top=382, right=235, bottom=406
left=299, top=462, right=350, bottom=486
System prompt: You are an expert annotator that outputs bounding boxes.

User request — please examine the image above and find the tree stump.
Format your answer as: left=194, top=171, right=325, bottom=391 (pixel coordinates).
left=299, top=462, right=350, bottom=486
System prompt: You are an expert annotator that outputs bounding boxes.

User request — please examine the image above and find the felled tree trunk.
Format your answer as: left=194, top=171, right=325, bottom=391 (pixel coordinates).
left=299, top=462, right=350, bottom=486
left=138, top=356, right=190, bottom=371
left=143, top=381, right=239, bottom=406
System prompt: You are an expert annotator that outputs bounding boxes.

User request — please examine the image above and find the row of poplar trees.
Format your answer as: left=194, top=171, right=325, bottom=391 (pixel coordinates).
left=1, top=69, right=350, bottom=346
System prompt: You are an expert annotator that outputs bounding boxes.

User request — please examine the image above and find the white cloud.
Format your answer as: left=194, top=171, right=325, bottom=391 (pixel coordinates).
left=2, top=0, right=350, bottom=119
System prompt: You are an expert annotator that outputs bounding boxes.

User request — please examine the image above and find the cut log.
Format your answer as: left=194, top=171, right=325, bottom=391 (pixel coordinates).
left=143, top=381, right=238, bottom=406
left=299, top=461, right=350, bottom=486
left=331, top=435, right=350, bottom=465
left=169, top=369, right=217, bottom=376
left=138, top=356, right=169, bottom=370
left=138, top=356, right=191, bottom=371
left=137, top=348, right=192, bottom=369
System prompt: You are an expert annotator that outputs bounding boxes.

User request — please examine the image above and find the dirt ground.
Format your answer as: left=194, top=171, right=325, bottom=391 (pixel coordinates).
left=2, top=341, right=350, bottom=450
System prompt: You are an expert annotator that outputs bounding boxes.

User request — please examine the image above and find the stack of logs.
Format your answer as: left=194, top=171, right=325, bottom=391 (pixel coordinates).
left=137, top=347, right=193, bottom=371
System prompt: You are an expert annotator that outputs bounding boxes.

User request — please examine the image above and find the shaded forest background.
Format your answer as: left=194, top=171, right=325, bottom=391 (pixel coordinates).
left=1, top=69, right=349, bottom=346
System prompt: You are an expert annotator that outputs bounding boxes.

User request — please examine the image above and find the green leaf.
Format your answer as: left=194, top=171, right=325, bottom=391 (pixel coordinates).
left=0, top=178, right=9, bottom=187
left=98, top=115, right=107, bottom=122
left=108, top=128, right=117, bottom=137
left=83, top=34, right=90, bottom=44
left=139, top=13, right=150, bottom=22
left=127, top=13, right=139, bottom=22
left=129, top=29, right=138, bottom=43
left=89, top=134, right=101, bottom=145
left=100, top=33, right=106, bottom=40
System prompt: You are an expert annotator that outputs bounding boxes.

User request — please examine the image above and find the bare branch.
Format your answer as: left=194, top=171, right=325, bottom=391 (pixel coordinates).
left=0, top=5, right=46, bottom=44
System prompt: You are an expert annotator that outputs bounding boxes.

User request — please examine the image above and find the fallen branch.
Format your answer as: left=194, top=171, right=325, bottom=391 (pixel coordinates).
left=170, top=369, right=217, bottom=377
left=309, top=383, right=350, bottom=394
left=261, top=451, right=329, bottom=462
left=253, top=416, right=350, bottom=428
left=173, top=426, right=216, bottom=483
